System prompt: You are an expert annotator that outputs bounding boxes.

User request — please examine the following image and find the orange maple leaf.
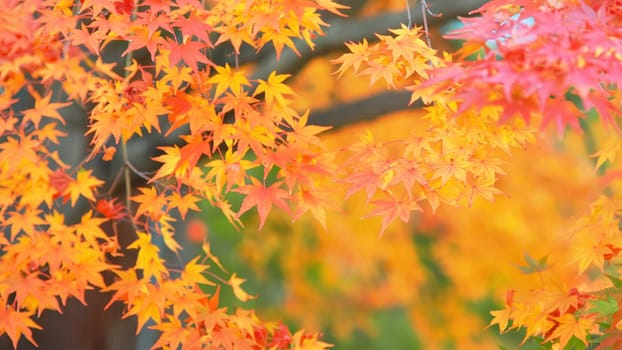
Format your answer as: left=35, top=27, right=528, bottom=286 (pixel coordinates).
left=366, top=195, right=423, bottom=236
left=151, top=145, right=190, bottom=181
left=0, top=307, right=41, bottom=348
left=64, top=169, right=104, bottom=206
left=132, top=187, right=167, bottom=221
left=167, top=192, right=200, bottom=219
left=22, top=90, right=70, bottom=128
left=235, top=178, right=291, bottom=230
left=545, top=314, right=593, bottom=349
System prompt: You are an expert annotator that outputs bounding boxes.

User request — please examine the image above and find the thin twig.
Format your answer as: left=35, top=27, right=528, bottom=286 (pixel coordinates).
left=406, top=0, right=413, bottom=29
left=124, top=160, right=154, bottom=182
left=420, top=0, right=442, bottom=48
left=106, top=163, right=126, bottom=196
left=421, top=0, right=432, bottom=47
left=120, top=140, right=133, bottom=213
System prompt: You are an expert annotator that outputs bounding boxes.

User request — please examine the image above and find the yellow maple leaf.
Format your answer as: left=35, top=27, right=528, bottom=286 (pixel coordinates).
left=229, top=273, right=255, bottom=302
left=22, top=89, right=70, bottom=128
left=207, top=63, right=250, bottom=98
left=167, top=192, right=200, bottom=219
left=64, top=169, right=104, bottom=206
left=489, top=308, right=512, bottom=333
left=254, top=71, right=295, bottom=107
left=127, top=232, right=168, bottom=281
left=546, top=314, right=593, bottom=349
left=592, top=138, right=622, bottom=170
left=151, top=145, right=189, bottom=181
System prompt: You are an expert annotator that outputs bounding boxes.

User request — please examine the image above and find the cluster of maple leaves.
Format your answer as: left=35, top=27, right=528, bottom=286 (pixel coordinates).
left=2, top=0, right=622, bottom=348
left=436, top=0, right=622, bottom=348
left=0, top=0, right=344, bottom=348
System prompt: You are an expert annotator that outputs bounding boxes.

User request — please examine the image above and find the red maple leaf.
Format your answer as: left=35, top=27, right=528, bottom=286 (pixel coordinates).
left=235, top=178, right=291, bottom=230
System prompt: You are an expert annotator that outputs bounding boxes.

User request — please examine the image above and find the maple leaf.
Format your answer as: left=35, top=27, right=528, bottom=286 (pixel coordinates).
left=332, top=39, right=369, bottom=78
left=124, top=283, right=166, bottom=333
left=541, top=96, right=584, bottom=135
left=0, top=306, right=42, bottom=348
left=270, top=323, right=293, bottom=348
left=104, top=269, right=140, bottom=309
left=254, top=72, right=295, bottom=107
left=34, top=122, right=67, bottom=144
left=516, top=253, right=549, bottom=275
left=151, top=145, right=190, bottom=181
left=314, top=0, right=349, bottom=16
left=214, top=24, right=253, bottom=54
left=235, top=178, right=291, bottom=230
left=545, top=314, right=593, bottom=349
left=167, top=192, right=200, bottom=219
left=258, top=27, right=300, bottom=61
left=229, top=273, right=255, bottom=302
left=570, top=231, right=610, bottom=274
left=489, top=308, right=512, bottom=333
left=127, top=232, right=168, bottom=281
left=150, top=317, right=190, bottom=350
left=206, top=143, right=257, bottom=193
left=365, top=195, right=423, bottom=236
left=22, top=90, right=70, bottom=128
left=132, top=187, right=167, bottom=221
left=465, top=175, right=503, bottom=207
left=432, top=155, right=470, bottom=185
left=592, top=138, right=622, bottom=170
left=74, top=210, right=109, bottom=246
left=292, top=186, right=336, bottom=231
left=181, top=257, right=212, bottom=286
left=64, top=169, right=104, bottom=206
left=123, top=26, right=164, bottom=62
left=285, top=110, right=331, bottom=146
left=70, top=23, right=107, bottom=55
left=208, top=63, right=250, bottom=98
left=6, top=207, right=45, bottom=240
left=292, top=330, right=333, bottom=350
left=163, top=37, right=211, bottom=73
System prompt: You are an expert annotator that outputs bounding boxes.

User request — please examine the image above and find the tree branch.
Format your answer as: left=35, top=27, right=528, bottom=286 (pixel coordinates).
left=308, top=90, right=421, bottom=129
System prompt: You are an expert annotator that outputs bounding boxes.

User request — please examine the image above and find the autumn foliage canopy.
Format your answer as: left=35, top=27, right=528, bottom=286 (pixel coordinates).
left=2, top=0, right=622, bottom=349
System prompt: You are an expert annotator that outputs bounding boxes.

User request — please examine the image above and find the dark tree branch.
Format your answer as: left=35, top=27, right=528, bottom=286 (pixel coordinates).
left=308, top=90, right=422, bottom=129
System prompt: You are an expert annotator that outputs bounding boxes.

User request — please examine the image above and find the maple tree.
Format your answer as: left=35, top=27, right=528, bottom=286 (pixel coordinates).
left=1, top=0, right=622, bottom=349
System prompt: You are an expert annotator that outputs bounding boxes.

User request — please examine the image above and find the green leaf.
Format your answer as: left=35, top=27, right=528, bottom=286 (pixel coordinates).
left=518, top=253, right=549, bottom=274
left=588, top=296, right=618, bottom=317
left=605, top=274, right=622, bottom=289
left=563, top=336, right=586, bottom=349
